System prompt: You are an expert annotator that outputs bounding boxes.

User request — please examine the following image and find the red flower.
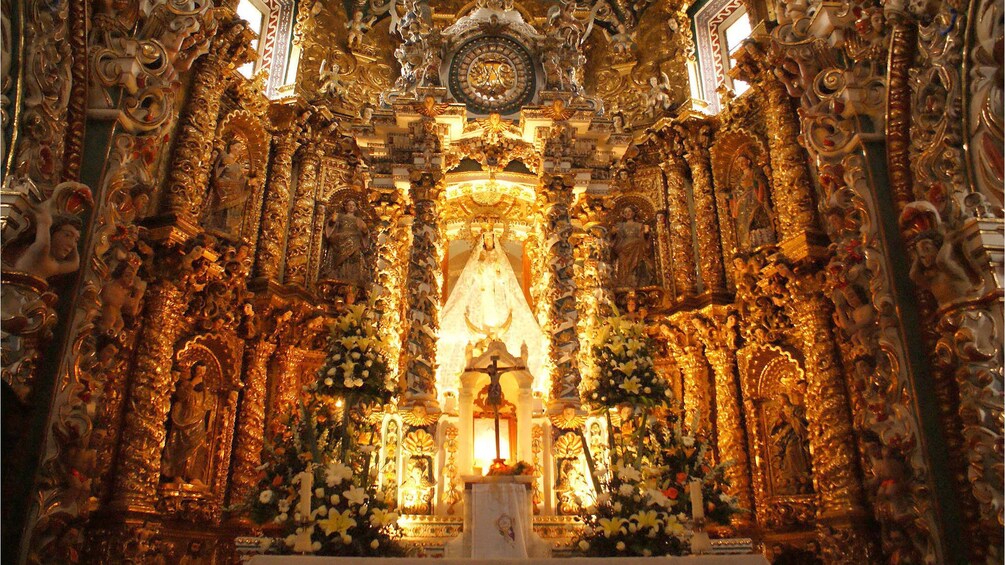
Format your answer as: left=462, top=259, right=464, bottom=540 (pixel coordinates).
left=664, top=487, right=679, bottom=500
left=676, top=472, right=688, bottom=484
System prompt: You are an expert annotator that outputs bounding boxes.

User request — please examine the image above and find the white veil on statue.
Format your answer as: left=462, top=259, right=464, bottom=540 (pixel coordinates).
left=437, top=233, right=548, bottom=395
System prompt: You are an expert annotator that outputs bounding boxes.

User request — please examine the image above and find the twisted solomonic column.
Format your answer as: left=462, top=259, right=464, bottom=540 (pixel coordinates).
left=658, top=133, right=699, bottom=298
left=283, top=145, right=322, bottom=286
left=110, top=280, right=188, bottom=511
left=679, top=122, right=728, bottom=295
left=254, top=126, right=302, bottom=281
left=400, top=170, right=443, bottom=417
left=539, top=174, right=583, bottom=426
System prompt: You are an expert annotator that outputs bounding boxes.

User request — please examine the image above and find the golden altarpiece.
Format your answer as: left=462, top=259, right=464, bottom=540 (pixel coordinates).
left=0, top=0, right=1001, bottom=563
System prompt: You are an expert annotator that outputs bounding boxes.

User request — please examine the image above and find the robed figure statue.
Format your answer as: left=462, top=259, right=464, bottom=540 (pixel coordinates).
left=319, top=199, right=370, bottom=286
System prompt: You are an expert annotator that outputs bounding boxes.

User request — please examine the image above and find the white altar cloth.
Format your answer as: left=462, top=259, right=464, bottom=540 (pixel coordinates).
left=249, top=555, right=770, bottom=564
left=444, top=475, right=550, bottom=559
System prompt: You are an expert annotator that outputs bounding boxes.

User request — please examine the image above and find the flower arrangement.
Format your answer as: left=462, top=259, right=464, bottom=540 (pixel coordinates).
left=245, top=303, right=405, bottom=556
left=313, top=302, right=395, bottom=405
left=486, top=461, right=535, bottom=477
left=575, top=314, right=742, bottom=557
left=581, top=313, right=669, bottom=408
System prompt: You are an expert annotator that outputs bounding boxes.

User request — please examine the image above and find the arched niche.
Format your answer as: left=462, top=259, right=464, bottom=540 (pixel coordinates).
left=738, top=343, right=817, bottom=529
left=202, top=111, right=270, bottom=248
left=309, top=187, right=377, bottom=299
left=607, top=194, right=659, bottom=291
left=455, top=340, right=534, bottom=478
left=710, top=130, right=776, bottom=256
left=158, top=334, right=242, bottom=519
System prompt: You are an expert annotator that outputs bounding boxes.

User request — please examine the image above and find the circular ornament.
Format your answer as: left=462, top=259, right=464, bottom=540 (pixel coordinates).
left=449, top=36, right=535, bottom=115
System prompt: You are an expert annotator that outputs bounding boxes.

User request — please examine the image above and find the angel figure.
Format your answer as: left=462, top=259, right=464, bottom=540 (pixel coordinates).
left=645, top=72, right=674, bottom=119
left=346, top=10, right=374, bottom=50
left=606, top=22, right=636, bottom=56
left=12, top=200, right=83, bottom=281
left=318, top=59, right=348, bottom=98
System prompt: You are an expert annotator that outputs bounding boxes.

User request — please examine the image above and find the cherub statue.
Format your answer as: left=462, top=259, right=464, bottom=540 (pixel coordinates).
left=606, top=22, right=636, bottom=56
left=318, top=59, right=347, bottom=98
left=644, top=72, right=674, bottom=119
left=12, top=201, right=83, bottom=281
left=97, top=254, right=146, bottom=337
left=346, top=10, right=374, bottom=50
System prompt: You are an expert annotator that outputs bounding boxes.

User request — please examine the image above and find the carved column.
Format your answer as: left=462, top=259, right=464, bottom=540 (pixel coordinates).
left=228, top=336, right=276, bottom=508
left=666, top=321, right=712, bottom=434
left=275, top=347, right=305, bottom=416
left=283, top=146, right=321, bottom=286
left=660, top=140, right=699, bottom=297
left=694, top=308, right=754, bottom=519
left=787, top=282, right=875, bottom=562
left=539, top=175, right=582, bottom=420
left=400, top=170, right=443, bottom=413
left=760, top=76, right=817, bottom=241
left=370, top=189, right=407, bottom=386
left=573, top=197, right=612, bottom=382
left=653, top=210, right=675, bottom=297
left=254, top=127, right=301, bottom=280
left=110, top=280, right=187, bottom=511
left=162, top=20, right=252, bottom=225
left=680, top=122, right=727, bottom=294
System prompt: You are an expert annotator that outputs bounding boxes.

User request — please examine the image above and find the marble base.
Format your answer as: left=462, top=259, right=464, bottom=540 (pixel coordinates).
left=249, top=556, right=770, bottom=564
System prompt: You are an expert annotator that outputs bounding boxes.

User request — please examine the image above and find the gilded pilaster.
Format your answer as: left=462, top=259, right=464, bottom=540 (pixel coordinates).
left=254, top=127, right=301, bottom=281
left=283, top=146, right=321, bottom=286
left=679, top=122, right=727, bottom=294
left=162, top=19, right=254, bottom=225
left=540, top=174, right=582, bottom=419
left=400, top=170, right=443, bottom=413
left=110, top=280, right=187, bottom=511
left=228, top=337, right=276, bottom=508
left=693, top=308, right=754, bottom=519
left=659, top=141, right=698, bottom=297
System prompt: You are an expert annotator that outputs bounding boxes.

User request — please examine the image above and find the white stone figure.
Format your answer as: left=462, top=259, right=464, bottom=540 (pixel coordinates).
left=346, top=10, right=374, bottom=50
left=607, top=23, right=635, bottom=56
left=645, top=72, right=673, bottom=119
left=12, top=200, right=83, bottom=281
left=318, top=59, right=345, bottom=97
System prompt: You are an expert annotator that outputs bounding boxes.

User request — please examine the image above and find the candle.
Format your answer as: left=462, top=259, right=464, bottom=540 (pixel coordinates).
left=298, top=468, right=314, bottom=520
left=689, top=480, right=704, bottom=520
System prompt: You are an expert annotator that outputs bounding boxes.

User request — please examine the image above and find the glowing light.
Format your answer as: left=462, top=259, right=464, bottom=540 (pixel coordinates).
left=473, top=418, right=510, bottom=472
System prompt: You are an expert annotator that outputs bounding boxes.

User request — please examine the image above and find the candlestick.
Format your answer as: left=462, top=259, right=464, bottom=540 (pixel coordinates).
left=298, top=468, right=314, bottom=520
left=689, top=480, right=704, bottom=520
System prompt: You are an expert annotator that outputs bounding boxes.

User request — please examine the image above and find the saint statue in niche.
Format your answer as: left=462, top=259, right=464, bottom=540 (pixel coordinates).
left=206, top=137, right=252, bottom=237
left=401, top=457, right=435, bottom=514
left=728, top=151, right=775, bottom=249
left=162, top=362, right=212, bottom=485
left=768, top=392, right=813, bottom=495
left=610, top=204, right=654, bottom=288
left=319, top=198, right=370, bottom=286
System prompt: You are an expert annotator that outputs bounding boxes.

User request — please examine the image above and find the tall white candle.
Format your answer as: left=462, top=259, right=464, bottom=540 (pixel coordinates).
left=298, top=468, right=314, bottom=520
left=689, top=480, right=705, bottom=520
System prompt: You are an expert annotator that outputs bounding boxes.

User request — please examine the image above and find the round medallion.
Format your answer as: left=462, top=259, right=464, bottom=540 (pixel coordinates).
left=449, top=36, right=535, bottom=115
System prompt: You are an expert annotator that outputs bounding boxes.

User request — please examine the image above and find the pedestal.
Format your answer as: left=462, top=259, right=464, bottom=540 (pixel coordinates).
left=444, top=475, right=551, bottom=559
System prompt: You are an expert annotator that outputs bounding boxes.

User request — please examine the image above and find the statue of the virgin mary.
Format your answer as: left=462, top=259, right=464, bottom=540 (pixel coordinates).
left=436, top=233, right=548, bottom=395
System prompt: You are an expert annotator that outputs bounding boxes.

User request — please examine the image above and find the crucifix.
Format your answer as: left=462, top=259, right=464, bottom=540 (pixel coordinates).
left=466, top=355, right=526, bottom=469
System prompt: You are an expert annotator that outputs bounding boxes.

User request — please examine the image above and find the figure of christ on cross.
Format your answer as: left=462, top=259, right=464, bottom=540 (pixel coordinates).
left=466, top=354, right=526, bottom=472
